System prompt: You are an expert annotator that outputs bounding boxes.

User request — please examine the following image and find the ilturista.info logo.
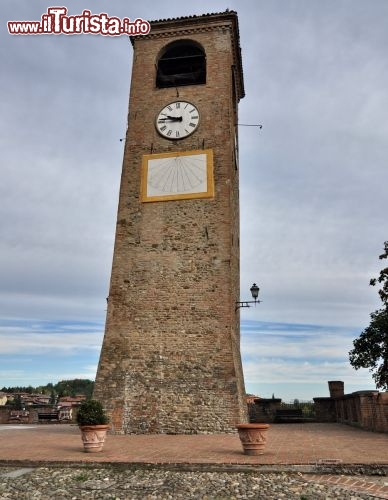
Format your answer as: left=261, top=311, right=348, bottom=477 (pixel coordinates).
left=7, top=7, right=151, bottom=36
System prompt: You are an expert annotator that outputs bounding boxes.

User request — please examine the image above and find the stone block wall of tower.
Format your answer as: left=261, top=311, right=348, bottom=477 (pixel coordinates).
left=94, top=12, right=248, bottom=434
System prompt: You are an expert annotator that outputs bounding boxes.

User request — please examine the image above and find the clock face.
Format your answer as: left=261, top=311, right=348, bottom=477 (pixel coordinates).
left=141, top=149, right=214, bottom=202
left=156, top=101, right=200, bottom=140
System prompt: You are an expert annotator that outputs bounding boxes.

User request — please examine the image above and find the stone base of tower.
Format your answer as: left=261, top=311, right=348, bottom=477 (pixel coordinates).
left=94, top=350, right=248, bottom=435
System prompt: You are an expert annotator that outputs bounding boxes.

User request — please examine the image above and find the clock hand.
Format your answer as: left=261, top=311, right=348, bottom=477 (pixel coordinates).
left=158, top=116, right=183, bottom=123
left=166, top=115, right=183, bottom=121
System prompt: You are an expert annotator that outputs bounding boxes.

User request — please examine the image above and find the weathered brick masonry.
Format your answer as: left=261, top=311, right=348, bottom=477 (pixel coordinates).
left=94, top=12, right=248, bottom=434
left=314, top=381, right=388, bottom=433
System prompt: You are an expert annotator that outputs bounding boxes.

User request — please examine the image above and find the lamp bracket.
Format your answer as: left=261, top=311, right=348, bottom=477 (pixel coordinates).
left=235, top=300, right=261, bottom=311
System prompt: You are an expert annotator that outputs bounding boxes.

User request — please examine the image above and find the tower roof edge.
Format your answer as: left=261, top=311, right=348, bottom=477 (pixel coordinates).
left=130, top=10, right=245, bottom=99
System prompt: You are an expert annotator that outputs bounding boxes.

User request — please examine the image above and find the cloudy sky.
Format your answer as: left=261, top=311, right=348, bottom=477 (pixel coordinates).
left=1, top=0, right=387, bottom=401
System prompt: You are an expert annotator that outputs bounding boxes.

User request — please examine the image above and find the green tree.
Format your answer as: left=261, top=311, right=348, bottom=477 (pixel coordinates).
left=54, top=379, right=94, bottom=399
left=1, top=379, right=94, bottom=399
left=370, top=241, right=388, bottom=307
left=49, top=390, right=57, bottom=405
left=349, top=241, right=388, bottom=390
left=11, top=394, right=24, bottom=410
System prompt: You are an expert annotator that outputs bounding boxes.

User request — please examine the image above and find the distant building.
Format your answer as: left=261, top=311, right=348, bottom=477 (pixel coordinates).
left=246, top=395, right=261, bottom=404
left=58, top=395, right=86, bottom=406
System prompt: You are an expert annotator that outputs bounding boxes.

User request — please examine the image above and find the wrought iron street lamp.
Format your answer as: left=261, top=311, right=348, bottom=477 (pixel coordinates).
left=236, top=283, right=261, bottom=311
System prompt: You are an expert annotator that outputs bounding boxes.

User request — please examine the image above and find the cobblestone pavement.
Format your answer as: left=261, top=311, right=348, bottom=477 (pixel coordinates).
left=1, top=466, right=388, bottom=499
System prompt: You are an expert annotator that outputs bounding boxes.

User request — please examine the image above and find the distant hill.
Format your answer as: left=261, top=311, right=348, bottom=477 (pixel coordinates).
left=1, top=379, right=94, bottom=399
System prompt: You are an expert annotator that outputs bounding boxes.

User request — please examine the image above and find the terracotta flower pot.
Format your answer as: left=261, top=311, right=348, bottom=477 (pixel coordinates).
left=236, top=423, right=270, bottom=455
left=79, top=424, right=109, bottom=453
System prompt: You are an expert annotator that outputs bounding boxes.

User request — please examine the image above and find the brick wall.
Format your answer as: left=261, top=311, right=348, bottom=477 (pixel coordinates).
left=314, top=382, right=388, bottom=433
left=0, top=407, right=10, bottom=424
left=94, top=12, right=248, bottom=434
left=313, top=397, right=336, bottom=422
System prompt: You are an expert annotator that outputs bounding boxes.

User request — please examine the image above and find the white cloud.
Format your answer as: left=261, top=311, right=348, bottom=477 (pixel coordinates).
left=243, top=358, right=373, bottom=386
left=241, top=320, right=376, bottom=398
left=1, top=1, right=387, bottom=393
left=0, top=326, right=103, bottom=355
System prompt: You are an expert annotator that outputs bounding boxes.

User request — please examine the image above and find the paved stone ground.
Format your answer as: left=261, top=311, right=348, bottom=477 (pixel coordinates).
left=1, top=423, right=387, bottom=465
left=1, top=465, right=387, bottom=499
left=0, top=423, right=387, bottom=498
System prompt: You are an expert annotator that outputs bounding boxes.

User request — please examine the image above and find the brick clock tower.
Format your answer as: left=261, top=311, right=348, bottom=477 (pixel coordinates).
left=94, top=11, right=247, bottom=434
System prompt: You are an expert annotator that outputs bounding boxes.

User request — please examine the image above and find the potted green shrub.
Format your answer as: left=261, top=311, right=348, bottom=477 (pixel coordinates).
left=76, top=399, right=109, bottom=453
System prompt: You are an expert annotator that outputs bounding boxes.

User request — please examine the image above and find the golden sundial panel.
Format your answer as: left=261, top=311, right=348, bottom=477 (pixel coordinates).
left=141, top=149, right=214, bottom=202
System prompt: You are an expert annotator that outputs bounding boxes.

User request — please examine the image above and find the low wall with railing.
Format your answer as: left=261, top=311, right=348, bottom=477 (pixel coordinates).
left=248, top=398, right=282, bottom=423
left=248, top=398, right=316, bottom=423
left=0, top=405, right=77, bottom=424
left=0, top=406, right=37, bottom=424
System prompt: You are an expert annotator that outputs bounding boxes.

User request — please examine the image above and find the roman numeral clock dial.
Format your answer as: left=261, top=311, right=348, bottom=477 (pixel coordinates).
left=156, top=101, right=200, bottom=139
